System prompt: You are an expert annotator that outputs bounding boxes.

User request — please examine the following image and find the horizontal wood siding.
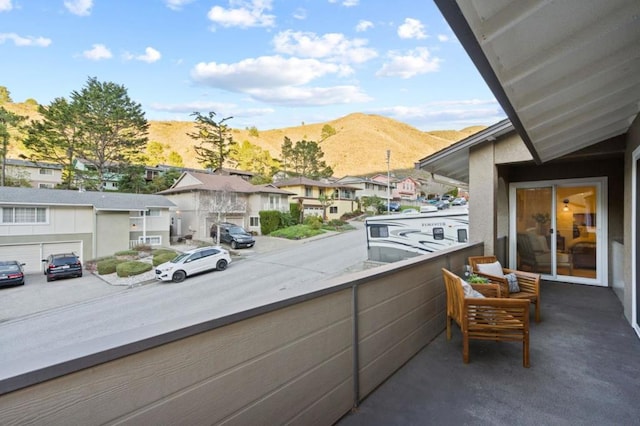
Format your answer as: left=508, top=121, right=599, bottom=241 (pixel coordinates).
left=0, top=243, right=484, bottom=425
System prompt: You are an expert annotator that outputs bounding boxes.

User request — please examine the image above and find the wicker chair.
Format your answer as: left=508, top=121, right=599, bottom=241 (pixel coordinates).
left=468, top=255, right=541, bottom=322
left=442, top=268, right=530, bottom=367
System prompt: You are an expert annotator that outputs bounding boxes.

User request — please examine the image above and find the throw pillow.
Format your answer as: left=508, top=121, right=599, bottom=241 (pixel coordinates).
left=459, top=277, right=485, bottom=298
left=476, top=261, right=504, bottom=277
left=504, top=272, right=520, bottom=293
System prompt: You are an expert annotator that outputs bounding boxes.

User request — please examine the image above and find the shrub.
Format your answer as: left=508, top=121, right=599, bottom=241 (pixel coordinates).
left=97, top=258, right=125, bottom=275
left=116, top=261, right=153, bottom=277
left=303, top=215, right=323, bottom=230
left=131, top=244, right=152, bottom=252
left=153, top=251, right=177, bottom=266
left=279, top=211, right=296, bottom=228
left=289, top=203, right=301, bottom=225
left=260, top=210, right=281, bottom=235
left=115, top=249, right=138, bottom=257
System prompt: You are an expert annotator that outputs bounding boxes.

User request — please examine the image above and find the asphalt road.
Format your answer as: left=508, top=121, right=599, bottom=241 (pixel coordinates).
left=0, top=221, right=371, bottom=375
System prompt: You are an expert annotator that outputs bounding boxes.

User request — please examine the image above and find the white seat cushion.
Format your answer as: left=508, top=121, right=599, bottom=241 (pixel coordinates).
left=476, top=261, right=504, bottom=277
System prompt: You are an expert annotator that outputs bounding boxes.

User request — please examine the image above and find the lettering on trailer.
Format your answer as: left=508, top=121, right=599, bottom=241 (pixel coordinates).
left=422, top=222, right=446, bottom=227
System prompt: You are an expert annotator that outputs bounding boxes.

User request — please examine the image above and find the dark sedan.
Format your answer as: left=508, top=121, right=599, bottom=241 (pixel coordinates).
left=42, top=253, right=83, bottom=282
left=0, top=260, right=26, bottom=287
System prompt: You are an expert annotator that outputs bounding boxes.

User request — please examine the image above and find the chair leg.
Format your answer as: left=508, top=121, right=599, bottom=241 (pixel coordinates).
left=535, top=298, right=541, bottom=323
left=446, top=317, right=452, bottom=340
left=463, top=333, right=470, bottom=363
left=523, top=331, right=530, bottom=368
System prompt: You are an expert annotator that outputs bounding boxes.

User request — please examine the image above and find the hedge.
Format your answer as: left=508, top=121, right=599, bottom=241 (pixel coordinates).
left=116, top=261, right=153, bottom=277
left=96, top=258, right=125, bottom=275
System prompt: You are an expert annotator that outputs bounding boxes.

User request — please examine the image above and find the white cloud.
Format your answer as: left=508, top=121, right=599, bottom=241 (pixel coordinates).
left=376, top=47, right=440, bottom=78
left=437, top=34, right=449, bottom=42
left=0, top=33, right=51, bottom=47
left=0, top=0, right=13, bottom=12
left=150, top=101, right=274, bottom=118
left=293, top=8, right=306, bottom=20
left=64, top=0, right=93, bottom=16
left=165, top=0, right=194, bottom=10
left=374, top=100, right=504, bottom=129
left=192, top=55, right=351, bottom=90
left=246, top=85, right=371, bottom=106
left=272, top=30, right=377, bottom=64
left=328, top=0, right=359, bottom=6
left=83, top=44, right=112, bottom=60
left=355, top=20, right=373, bottom=32
left=397, top=18, right=427, bottom=39
left=207, top=0, right=275, bottom=29
left=134, top=47, right=162, bottom=63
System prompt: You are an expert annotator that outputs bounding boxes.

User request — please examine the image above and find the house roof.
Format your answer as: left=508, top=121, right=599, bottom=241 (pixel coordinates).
left=274, top=176, right=360, bottom=190
left=415, top=119, right=515, bottom=183
left=434, top=0, right=640, bottom=164
left=159, top=171, right=293, bottom=195
left=5, top=158, right=63, bottom=170
left=0, top=187, right=175, bottom=211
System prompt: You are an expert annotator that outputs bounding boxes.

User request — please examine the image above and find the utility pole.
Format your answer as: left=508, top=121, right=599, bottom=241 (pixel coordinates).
left=386, top=149, right=391, bottom=213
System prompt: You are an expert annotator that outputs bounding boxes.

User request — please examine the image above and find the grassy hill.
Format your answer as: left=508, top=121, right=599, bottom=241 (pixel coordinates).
left=2, top=101, right=484, bottom=178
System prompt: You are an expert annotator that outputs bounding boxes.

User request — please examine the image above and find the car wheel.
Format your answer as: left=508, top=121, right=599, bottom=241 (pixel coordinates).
left=78, top=271, right=83, bottom=278
left=172, top=270, right=186, bottom=283
left=231, top=241, right=238, bottom=249
left=216, top=259, right=228, bottom=271
left=46, top=275, right=53, bottom=282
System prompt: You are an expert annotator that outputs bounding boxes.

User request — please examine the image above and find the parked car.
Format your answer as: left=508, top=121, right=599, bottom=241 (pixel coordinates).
left=434, top=200, right=450, bottom=210
left=155, top=246, right=231, bottom=283
left=441, top=194, right=455, bottom=202
left=384, top=201, right=401, bottom=212
left=42, top=253, right=83, bottom=282
left=212, top=223, right=255, bottom=249
left=0, top=260, right=25, bottom=287
left=452, top=197, right=467, bottom=206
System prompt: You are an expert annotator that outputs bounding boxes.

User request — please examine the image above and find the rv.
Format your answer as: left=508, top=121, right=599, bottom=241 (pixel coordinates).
left=365, top=207, right=469, bottom=263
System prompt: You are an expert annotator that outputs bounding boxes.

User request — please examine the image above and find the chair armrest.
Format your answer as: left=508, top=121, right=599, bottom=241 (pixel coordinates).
left=474, top=272, right=509, bottom=296
left=471, top=283, right=501, bottom=298
left=502, top=268, right=540, bottom=295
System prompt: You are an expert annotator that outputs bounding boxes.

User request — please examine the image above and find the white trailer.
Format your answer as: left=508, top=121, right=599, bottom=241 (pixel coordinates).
left=365, top=208, right=469, bottom=263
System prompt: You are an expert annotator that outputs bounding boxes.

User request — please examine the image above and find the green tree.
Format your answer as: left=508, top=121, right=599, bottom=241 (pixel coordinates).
left=167, top=151, right=184, bottom=167
left=231, top=140, right=279, bottom=182
left=71, top=77, right=149, bottom=190
left=148, top=168, right=182, bottom=193
left=283, top=138, right=333, bottom=179
left=280, top=136, right=294, bottom=176
left=0, top=86, right=12, bottom=104
left=23, top=77, right=149, bottom=190
left=0, top=107, right=25, bottom=186
left=189, top=111, right=236, bottom=172
left=23, top=98, right=80, bottom=188
left=146, top=141, right=167, bottom=165
left=320, top=124, right=336, bottom=141
left=247, top=125, right=259, bottom=137
left=118, top=164, right=149, bottom=194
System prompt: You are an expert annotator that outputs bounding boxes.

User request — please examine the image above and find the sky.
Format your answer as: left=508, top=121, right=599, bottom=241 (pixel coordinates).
left=0, top=0, right=506, bottom=131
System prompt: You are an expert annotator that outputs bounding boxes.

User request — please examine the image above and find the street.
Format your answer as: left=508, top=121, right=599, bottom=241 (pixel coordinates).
left=0, top=222, right=370, bottom=370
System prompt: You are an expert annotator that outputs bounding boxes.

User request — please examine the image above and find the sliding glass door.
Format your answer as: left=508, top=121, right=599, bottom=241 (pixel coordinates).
left=510, top=178, right=606, bottom=286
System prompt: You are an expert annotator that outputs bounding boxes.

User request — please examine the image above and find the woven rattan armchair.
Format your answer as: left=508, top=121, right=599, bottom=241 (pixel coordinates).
left=442, top=268, right=530, bottom=367
left=468, top=255, right=541, bottom=322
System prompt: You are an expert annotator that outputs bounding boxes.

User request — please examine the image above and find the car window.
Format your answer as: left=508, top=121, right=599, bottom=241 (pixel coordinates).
left=187, top=252, right=202, bottom=262
left=171, top=253, right=189, bottom=263
left=229, top=227, right=244, bottom=235
left=0, top=264, right=19, bottom=272
left=201, top=249, right=216, bottom=257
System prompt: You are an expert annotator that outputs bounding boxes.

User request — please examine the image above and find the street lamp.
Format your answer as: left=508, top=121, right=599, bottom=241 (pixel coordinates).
left=386, top=149, right=391, bottom=213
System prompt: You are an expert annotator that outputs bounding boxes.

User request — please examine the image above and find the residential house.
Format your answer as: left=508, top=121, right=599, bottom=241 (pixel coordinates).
left=4, top=158, right=63, bottom=188
left=370, top=174, right=422, bottom=201
left=0, top=187, right=175, bottom=273
left=416, top=0, right=640, bottom=337
left=273, top=177, right=360, bottom=221
left=158, top=171, right=293, bottom=239
left=334, top=176, right=389, bottom=201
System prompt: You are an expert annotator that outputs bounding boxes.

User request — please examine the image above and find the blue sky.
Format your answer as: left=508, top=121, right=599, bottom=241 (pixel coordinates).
left=0, top=0, right=506, bottom=131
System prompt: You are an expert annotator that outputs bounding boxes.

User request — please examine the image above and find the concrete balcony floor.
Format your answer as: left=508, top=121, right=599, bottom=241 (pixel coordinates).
left=338, top=281, right=640, bottom=425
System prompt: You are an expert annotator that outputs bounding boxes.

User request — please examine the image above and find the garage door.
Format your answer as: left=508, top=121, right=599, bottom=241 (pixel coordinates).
left=0, top=241, right=82, bottom=274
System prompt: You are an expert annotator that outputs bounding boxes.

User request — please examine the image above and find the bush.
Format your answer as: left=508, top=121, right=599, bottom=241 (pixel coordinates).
left=115, top=249, right=138, bottom=257
left=116, top=261, right=153, bottom=278
left=97, top=258, right=125, bottom=275
left=260, top=210, right=281, bottom=235
left=269, top=224, right=325, bottom=239
left=279, top=211, right=296, bottom=228
left=153, top=251, right=177, bottom=266
left=289, top=203, right=301, bottom=224
left=303, top=215, right=323, bottom=230
left=131, top=244, right=152, bottom=252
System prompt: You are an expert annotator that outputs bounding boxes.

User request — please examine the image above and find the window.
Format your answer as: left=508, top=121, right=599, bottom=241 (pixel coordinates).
left=138, top=236, right=162, bottom=245
left=250, top=216, right=260, bottom=227
left=2, top=207, right=47, bottom=224
left=369, top=225, right=389, bottom=238
left=305, top=187, right=313, bottom=197
left=457, top=229, right=468, bottom=243
left=433, top=227, right=444, bottom=240
left=329, top=206, right=338, bottom=214
left=38, top=183, right=55, bottom=189
left=140, top=209, right=161, bottom=217
left=39, top=168, right=53, bottom=175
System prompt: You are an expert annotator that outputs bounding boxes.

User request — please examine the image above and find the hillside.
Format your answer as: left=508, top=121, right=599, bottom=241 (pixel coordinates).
left=3, top=102, right=484, bottom=178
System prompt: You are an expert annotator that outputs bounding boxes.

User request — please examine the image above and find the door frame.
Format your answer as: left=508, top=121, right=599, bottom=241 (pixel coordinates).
left=509, top=177, right=608, bottom=286
left=632, top=146, right=639, bottom=337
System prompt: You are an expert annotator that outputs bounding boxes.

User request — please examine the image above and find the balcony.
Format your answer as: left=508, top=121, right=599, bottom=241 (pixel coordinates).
left=1, top=243, right=638, bottom=424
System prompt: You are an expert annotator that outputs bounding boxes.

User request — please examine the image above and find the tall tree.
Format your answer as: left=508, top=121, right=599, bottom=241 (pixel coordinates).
left=146, top=141, right=167, bottom=165
left=231, top=140, right=279, bottom=182
left=0, top=86, right=12, bottom=104
left=284, top=139, right=333, bottom=179
left=167, top=150, right=184, bottom=167
left=0, top=107, right=25, bottom=186
left=188, top=111, right=236, bottom=172
left=23, top=77, right=149, bottom=190
left=280, top=136, right=293, bottom=175
left=23, top=98, right=80, bottom=188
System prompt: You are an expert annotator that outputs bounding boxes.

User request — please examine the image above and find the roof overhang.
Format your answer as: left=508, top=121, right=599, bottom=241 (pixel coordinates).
left=434, top=0, right=640, bottom=164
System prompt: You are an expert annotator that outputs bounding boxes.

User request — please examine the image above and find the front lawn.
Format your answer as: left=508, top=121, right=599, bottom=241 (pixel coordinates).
left=269, top=220, right=356, bottom=240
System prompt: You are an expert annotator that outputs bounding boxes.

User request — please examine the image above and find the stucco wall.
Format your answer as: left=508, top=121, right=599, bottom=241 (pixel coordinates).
left=624, top=114, right=640, bottom=323
left=96, top=211, right=132, bottom=257
left=469, top=143, right=497, bottom=254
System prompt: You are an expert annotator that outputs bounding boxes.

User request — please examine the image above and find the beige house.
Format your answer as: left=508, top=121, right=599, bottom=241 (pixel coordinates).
left=0, top=187, right=175, bottom=273
left=5, top=159, right=63, bottom=189
left=158, top=171, right=293, bottom=238
left=274, top=177, right=359, bottom=221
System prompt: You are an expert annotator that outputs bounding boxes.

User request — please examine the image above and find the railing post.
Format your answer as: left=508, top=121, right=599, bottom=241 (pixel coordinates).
left=351, top=283, right=360, bottom=409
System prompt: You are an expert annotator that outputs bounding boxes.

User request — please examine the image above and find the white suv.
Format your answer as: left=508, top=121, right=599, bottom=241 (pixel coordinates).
left=155, top=246, right=231, bottom=283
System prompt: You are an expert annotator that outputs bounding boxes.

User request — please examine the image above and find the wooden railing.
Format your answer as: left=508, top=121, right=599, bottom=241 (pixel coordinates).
left=0, top=243, right=483, bottom=425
